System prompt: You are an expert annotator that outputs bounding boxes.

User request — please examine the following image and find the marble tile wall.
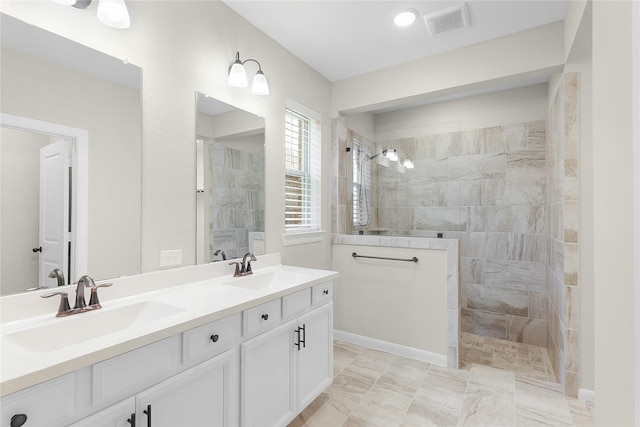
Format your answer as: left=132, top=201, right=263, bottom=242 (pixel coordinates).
left=209, top=143, right=265, bottom=260
left=363, top=121, right=549, bottom=350
left=546, top=73, right=580, bottom=397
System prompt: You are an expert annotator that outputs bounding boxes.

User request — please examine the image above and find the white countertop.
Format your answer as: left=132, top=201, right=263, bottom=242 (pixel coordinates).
left=0, top=254, right=338, bottom=397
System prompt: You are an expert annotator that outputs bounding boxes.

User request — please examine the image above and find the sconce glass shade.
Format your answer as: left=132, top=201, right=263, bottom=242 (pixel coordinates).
left=97, top=0, right=131, bottom=29
left=403, top=159, right=415, bottom=169
left=228, top=55, right=248, bottom=87
left=384, top=148, right=398, bottom=162
left=251, top=70, right=270, bottom=95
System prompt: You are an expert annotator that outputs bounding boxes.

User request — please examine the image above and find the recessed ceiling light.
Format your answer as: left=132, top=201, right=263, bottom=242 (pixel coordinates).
left=394, top=9, right=418, bottom=27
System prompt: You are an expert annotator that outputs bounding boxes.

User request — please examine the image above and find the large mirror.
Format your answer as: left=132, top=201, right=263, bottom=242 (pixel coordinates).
left=195, top=93, right=265, bottom=263
left=0, top=13, right=142, bottom=295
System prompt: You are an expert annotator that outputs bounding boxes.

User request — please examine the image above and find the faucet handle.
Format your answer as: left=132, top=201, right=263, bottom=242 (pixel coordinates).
left=228, top=261, right=241, bottom=277
left=88, top=283, right=113, bottom=307
left=41, top=291, right=71, bottom=317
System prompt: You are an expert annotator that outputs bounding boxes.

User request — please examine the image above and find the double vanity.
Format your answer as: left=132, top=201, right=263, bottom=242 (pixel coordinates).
left=0, top=253, right=338, bottom=427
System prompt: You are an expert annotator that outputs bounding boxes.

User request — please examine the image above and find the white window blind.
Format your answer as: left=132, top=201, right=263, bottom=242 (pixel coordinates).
left=284, top=100, right=321, bottom=233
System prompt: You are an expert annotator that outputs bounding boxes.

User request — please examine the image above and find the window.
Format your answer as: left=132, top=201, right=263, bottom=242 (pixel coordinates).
left=284, top=99, right=321, bottom=235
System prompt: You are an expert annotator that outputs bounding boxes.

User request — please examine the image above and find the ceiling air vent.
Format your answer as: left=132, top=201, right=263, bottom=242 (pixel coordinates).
left=423, top=2, right=471, bottom=36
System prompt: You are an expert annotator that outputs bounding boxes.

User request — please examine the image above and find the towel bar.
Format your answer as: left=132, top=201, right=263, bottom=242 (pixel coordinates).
left=351, top=252, right=418, bottom=263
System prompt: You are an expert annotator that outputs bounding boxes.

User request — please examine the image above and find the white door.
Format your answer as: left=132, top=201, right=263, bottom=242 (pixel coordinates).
left=136, top=349, right=237, bottom=427
left=39, top=138, right=70, bottom=287
left=297, top=303, right=333, bottom=410
left=241, top=320, right=297, bottom=427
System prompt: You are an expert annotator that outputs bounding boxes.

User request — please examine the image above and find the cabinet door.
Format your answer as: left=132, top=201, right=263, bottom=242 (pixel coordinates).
left=67, top=397, right=135, bottom=427
left=240, top=319, right=296, bottom=427
left=297, top=303, right=333, bottom=410
left=136, top=348, right=237, bottom=427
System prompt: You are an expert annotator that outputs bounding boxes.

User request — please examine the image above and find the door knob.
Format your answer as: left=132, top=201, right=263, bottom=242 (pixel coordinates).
left=32, top=246, right=42, bottom=253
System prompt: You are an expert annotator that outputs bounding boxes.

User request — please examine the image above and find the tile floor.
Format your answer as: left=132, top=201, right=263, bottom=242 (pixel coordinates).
left=459, top=332, right=557, bottom=383
left=289, top=338, right=594, bottom=426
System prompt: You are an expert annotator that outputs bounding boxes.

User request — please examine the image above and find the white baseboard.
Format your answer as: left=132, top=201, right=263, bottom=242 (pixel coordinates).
left=334, top=329, right=447, bottom=367
left=578, top=388, right=595, bottom=404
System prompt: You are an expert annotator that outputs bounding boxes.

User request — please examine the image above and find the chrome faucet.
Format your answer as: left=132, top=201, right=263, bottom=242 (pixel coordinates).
left=75, top=275, right=94, bottom=309
left=41, top=275, right=112, bottom=317
left=229, top=253, right=257, bottom=277
left=48, top=268, right=66, bottom=287
left=241, top=252, right=257, bottom=275
left=213, top=249, right=227, bottom=261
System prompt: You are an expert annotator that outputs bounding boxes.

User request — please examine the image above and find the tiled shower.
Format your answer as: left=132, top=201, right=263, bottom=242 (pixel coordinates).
left=332, top=72, right=579, bottom=396
left=209, top=143, right=265, bottom=260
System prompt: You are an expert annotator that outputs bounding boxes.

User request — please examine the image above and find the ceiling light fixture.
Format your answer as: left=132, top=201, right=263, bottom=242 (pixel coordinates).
left=394, top=9, right=418, bottom=27
left=228, top=51, right=270, bottom=96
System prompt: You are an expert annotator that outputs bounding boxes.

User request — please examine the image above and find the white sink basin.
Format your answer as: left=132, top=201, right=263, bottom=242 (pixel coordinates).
left=4, top=301, right=185, bottom=353
left=222, top=270, right=312, bottom=291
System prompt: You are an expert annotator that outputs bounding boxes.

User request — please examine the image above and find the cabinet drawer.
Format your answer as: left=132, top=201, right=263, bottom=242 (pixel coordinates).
left=282, top=288, right=311, bottom=320
left=183, top=313, right=240, bottom=364
left=311, top=282, right=333, bottom=306
left=92, top=336, right=179, bottom=406
left=242, top=299, right=281, bottom=336
left=1, top=374, right=75, bottom=427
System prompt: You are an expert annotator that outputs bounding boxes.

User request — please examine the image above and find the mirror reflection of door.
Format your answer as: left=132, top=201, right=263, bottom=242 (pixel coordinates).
left=39, top=137, right=71, bottom=288
left=1, top=127, right=72, bottom=294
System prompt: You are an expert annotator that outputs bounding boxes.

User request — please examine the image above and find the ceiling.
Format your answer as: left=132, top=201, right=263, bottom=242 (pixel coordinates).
left=223, top=0, right=569, bottom=82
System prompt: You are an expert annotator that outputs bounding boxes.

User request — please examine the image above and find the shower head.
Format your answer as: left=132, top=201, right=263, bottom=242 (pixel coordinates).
left=367, top=148, right=397, bottom=161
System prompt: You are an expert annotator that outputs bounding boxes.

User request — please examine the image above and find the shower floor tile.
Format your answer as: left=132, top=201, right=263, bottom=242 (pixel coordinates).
left=460, top=332, right=557, bottom=382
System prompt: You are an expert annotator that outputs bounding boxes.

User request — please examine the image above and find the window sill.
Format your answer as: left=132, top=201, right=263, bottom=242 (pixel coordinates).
left=282, top=230, right=326, bottom=247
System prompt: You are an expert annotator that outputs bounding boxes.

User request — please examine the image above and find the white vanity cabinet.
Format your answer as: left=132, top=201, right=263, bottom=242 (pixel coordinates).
left=297, top=302, right=333, bottom=410
left=240, top=283, right=333, bottom=427
left=70, top=349, right=237, bottom=427
left=0, top=374, right=75, bottom=427
left=134, top=349, right=237, bottom=427
left=1, top=278, right=334, bottom=427
left=241, top=319, right=298, bottom=427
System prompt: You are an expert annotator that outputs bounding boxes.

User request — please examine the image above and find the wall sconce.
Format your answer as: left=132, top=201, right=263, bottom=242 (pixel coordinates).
left=97, top=0, right=130, bottom=29
left=51, top=0, right=130, bottom=29
left=383, top=148, right=398, bottom=162
left=228, top=51, right=270, bottom=96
